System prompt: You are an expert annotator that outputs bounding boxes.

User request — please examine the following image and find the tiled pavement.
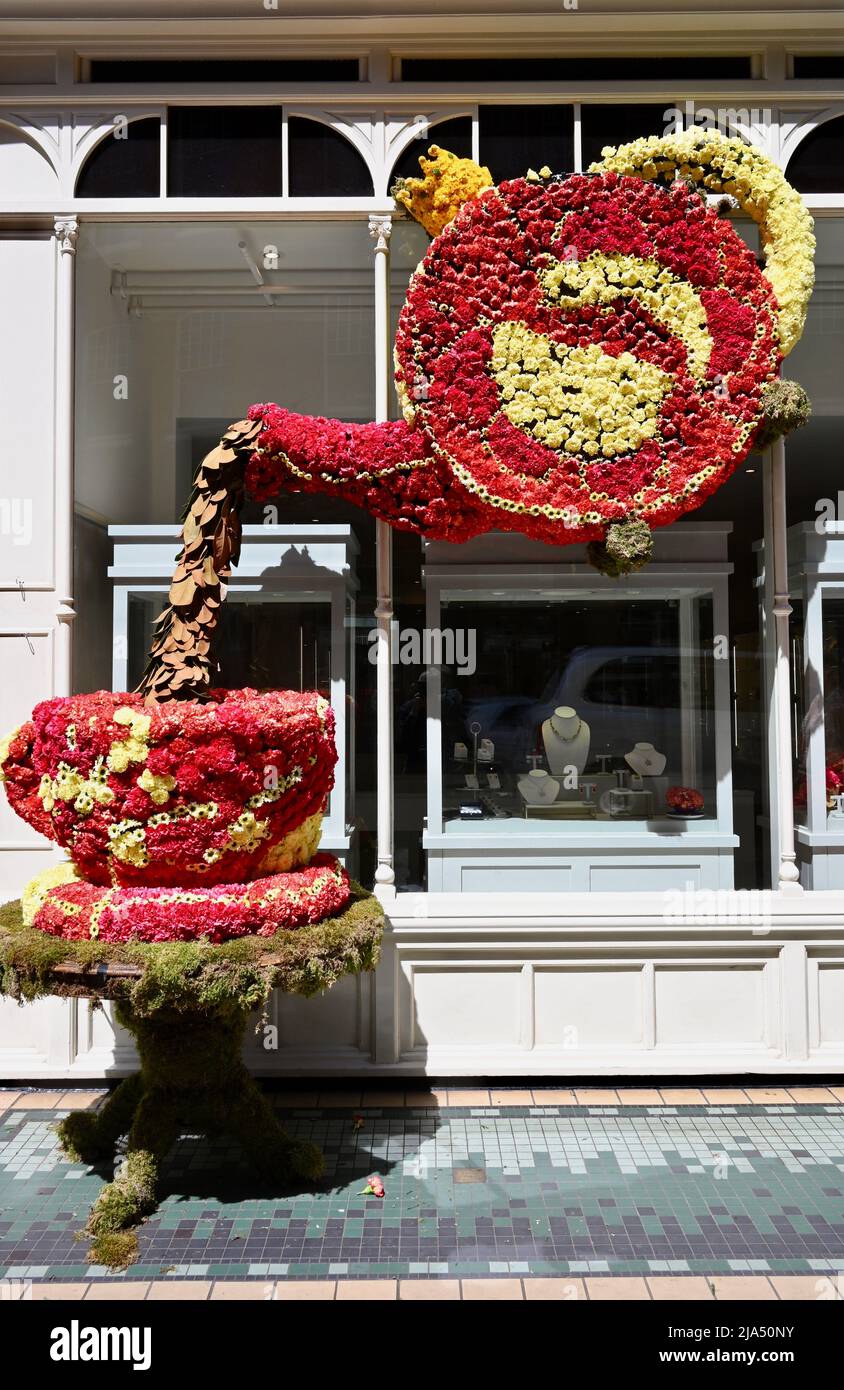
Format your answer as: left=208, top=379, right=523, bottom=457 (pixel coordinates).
left=1, top=1085, right=844, bottom=1300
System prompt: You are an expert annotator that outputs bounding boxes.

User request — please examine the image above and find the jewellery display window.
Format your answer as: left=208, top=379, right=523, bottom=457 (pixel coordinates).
left=423, top=524, right=736, bottom=892
left=109, top=524, right=358, bottom=864
left=770, top=522, right=844, bottom=888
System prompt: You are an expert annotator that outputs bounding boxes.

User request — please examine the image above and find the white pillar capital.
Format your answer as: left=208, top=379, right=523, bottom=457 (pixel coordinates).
left=54, top=216, right=79, bottom=255
left=368, top=214, right=393, bottom=255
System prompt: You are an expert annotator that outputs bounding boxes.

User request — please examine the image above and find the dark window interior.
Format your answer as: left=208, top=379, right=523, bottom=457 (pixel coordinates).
left=75, top=116, right=160, bottom=198
left=792, top=56, right=844, bottom=79
left=88, top=59, right=359, bottom=83
left=479, top=104, right=574, bottom=181
left=287, top=116, right=374, bottom=196
left=400, top=57, right=752, bottom=82
left=167, top=106, right=282, bottom=197
left=786, top=115, right=844, bottom=193
left=580, top=103, right=673, bottom=169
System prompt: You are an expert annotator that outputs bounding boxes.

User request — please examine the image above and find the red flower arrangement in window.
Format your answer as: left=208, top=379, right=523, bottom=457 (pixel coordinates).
left=666, top=785, right=706, bottom=815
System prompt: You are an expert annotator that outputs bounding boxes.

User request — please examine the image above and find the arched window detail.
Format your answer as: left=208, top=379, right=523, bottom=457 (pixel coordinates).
left=287, top=117, right=374, bottom=196
left=786, top=115, right=844, bottom=194
left=388, top=116, right=473, bottom=189
left=75, top=117, right=160, bottom=198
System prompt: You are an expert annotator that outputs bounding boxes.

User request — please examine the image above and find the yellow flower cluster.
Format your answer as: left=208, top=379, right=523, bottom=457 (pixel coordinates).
left=258, top=810, right=324, bottom=873
left=0, top=725, right=19, bottom=782
left=39, top=756, right=113, bottom=816
left=21, top=861, right=81, bottom=925
left=136, top=767, right=176, bottom=805
left=541, top=252, right=713, bottom=381
left=591, top=129, right=815, bottom=356
left=108, top=818, right=149, bottom=867
left=106, top=706, right=151, bottom=773
left=224, top=809, right=271, bottom=854
left=393, top=144, right=494, bottom=237
left=492, top=322, right=671, bottom=459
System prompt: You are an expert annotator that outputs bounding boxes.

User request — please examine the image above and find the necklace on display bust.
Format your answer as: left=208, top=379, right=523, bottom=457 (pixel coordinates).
left=550, top=713, right=582, bottom=741
left=542, top=706, right=591, bottom=777
left=624, top=742, right=667, bottom=777
left=517, top=769, right=560, bottom=805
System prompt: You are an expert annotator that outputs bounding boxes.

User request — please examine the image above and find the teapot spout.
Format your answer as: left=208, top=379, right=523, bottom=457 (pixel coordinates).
left=244, top=404, right=468, bottom=539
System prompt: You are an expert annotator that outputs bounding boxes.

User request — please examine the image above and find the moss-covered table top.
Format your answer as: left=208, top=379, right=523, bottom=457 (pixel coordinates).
left=0, top=885, right=384, bottom=1016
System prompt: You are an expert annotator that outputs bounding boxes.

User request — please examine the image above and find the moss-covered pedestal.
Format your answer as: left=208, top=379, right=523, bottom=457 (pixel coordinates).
left=0, top=888, right=383, bottom=1266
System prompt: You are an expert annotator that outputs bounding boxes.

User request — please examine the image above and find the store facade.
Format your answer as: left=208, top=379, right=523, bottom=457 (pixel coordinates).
left=0, top=0, right=843, bottom=1077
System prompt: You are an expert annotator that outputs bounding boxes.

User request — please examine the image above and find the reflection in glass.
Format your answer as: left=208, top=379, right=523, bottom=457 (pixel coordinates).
left=437, top=594, right=716, bottom=827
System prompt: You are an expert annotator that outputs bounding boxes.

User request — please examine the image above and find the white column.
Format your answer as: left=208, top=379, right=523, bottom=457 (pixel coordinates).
left=369, top=214, right=396, bottom=898
left=765, top=438, right=802, bottom=892
left=53, top=215, right=78, bottom=697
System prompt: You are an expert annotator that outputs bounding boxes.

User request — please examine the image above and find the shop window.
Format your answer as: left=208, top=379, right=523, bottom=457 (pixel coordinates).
left=422, top=548, right=733, bottom=893
left=580, top=104, right=672, bottom=170
left=389, top=116, right=472, bottom=188
left=74, top=219, right=377, bottom=877
left=479, top=104, right=574, bottom=181
left=88, top=59, right=360, bottom=82
left=792, top=57, right=844, bottom=79
left=167, top=107, right=282, bottom=197
left=287, top=116, right=374, bottom=196
left=786, top=116, right=844, bottom=193
left=400, top=57, right=752, bottom=81
left=75, top=116, right=160, bottom=198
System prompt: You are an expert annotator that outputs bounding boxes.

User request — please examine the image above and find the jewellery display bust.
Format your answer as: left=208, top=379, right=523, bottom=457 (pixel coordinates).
left=542, top=705, right=591, bottom=777
left=624, top=741, right=667, bottom=777
left=517, top=769, right=561, bottom=805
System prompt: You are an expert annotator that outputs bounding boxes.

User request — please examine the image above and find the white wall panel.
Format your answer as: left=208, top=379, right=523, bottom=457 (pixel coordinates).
left=0, top=629, right=59, bottom=899
left=655, top=966, right=767, bottom=1048
left=406, top=967, right=521, bottom=1050
left=817, top=964, right=844, bottom=1046
left=0, top=236, right=56, bottom=588
left=534, top=967, right=643, bottom=1047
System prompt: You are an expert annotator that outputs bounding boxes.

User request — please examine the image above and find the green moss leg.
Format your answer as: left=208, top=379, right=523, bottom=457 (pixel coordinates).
left=57, top=1072, right=144, bottom=1163
left=87, top=1091, right=180, bottom=1239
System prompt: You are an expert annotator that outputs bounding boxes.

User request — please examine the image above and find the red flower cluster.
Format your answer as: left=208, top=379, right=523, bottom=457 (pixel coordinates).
left=245, top=172, right=781, bottom=545
left=30, top=853, right=351, bottom=944
left=1, top=688, right=337, bottom=889
left=666, top=785, right=706, bottom=814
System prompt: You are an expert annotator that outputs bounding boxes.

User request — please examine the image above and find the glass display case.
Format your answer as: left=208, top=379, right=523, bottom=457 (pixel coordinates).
left=767, top=521, right=844, bottom=888
left=109, top=524, right=358, bottom=864
left=423, top=524, right=736, bottom=892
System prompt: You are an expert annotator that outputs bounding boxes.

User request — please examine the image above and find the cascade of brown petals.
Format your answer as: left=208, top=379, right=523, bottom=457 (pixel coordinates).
left=136, top=417, right=264, bottom=703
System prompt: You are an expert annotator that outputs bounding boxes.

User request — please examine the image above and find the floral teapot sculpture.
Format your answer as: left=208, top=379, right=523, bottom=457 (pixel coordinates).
left=0, top=129, right=815, bottom=944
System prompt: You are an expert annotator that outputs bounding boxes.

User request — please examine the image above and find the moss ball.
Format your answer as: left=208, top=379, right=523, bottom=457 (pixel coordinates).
left=754, top=379, right=812, bottom=449
left=587, top=519, right=654, bottom=578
